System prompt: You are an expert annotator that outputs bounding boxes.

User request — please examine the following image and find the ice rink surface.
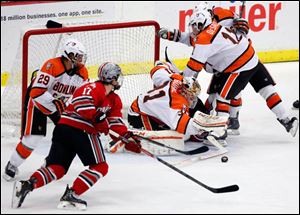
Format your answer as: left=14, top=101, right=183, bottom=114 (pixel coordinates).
left=1, top=62, right=299, bottom=214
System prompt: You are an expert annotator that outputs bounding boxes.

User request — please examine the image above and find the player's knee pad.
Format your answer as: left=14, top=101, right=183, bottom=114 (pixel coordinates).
left=21, top=135, right=44, bottom=149
left=90, top=162, right=109, bottom=177
left=47, top=164, right=66, bottom=180
left=258, top=85, right=276, bottom=100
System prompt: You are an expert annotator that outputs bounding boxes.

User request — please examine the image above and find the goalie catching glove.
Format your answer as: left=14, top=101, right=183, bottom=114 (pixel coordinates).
left=157, top=28, right=181, bottom=42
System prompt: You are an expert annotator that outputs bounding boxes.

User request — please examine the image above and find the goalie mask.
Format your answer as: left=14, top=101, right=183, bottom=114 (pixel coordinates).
left=181, top=77, right=201, bottom=108
left=62, top=38, right=87, bottom=71
left=98, top=62, right=124, bottom=90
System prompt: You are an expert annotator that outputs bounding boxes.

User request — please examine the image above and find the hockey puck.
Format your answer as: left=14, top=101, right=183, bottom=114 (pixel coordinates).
left=221, top=156, right=228, bottom=162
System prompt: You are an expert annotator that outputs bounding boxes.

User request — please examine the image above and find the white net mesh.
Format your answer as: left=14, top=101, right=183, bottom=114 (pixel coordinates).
left=1, top=21, right=159, bottom=137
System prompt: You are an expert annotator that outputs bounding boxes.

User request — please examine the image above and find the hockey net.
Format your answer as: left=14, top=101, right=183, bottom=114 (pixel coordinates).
left=1, top=20, right=160, bottom=137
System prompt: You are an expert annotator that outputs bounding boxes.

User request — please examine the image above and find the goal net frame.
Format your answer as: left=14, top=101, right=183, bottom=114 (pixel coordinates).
left=4, top=20, right=160, bottom=136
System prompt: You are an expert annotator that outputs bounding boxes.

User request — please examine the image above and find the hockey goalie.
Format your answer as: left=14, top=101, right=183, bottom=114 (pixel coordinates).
left=121, top=63, right=228, bottom=155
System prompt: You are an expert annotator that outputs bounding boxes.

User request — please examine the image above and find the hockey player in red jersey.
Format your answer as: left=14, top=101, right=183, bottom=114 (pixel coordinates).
left=11, top=62, right=141, bottom=210
left=3, top=38, right=89, bottom=181
left=158, top=2, right=299, bottom=137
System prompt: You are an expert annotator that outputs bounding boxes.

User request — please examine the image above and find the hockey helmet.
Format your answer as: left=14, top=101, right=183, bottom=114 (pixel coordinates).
left=62, top=38, right=87, bottom=66
left=189, top=5, right=212, bottom=36
left=194, top=2, right=215, bottom=15
left=98, top=62, right=124, bottom=90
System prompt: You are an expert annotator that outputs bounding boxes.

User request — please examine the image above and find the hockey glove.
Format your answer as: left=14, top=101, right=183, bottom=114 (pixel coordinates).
left=95, top=119, right=109, bottom=135
left=95, top=111, right=107, bottom=123
left=122, top=131, right=142, bottom=153
left=52, top=98, right=66, bottom=115
left=233, top=18, right=249, bottom=35
left=157, top=28, right=181, bottom=42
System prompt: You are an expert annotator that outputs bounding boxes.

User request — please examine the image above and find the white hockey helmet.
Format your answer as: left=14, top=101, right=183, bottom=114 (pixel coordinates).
left=194, top=2, right=215, bottom=15
left=98, top=62, right=124, bottom=90
left=189, top=5, right=212, bottom=35
left=62, top=38, right=87, bottom=66
left=181, top=77, right=201, bottom=107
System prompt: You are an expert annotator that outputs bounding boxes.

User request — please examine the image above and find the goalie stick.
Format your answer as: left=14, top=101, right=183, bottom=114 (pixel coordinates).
left=109, top=130, right=208, bottom=155
left=109, top=130, right=239, bottom=193
left=134, top=134, right=209, bottom=155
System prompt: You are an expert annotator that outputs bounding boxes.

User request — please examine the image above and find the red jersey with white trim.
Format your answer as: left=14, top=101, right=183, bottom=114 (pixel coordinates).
left=59, top=81, right=127, bottom=136
left=182, top=20, right=258, bottom=77
left=29, top=57, right=89, bottom=115
left=129, top=80, right=199, bottom=136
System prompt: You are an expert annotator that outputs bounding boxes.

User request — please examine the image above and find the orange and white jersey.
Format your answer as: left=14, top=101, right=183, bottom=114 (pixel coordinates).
left=212, top=7, right=237, bottom=27
left=182, top=21, right=258, bottom=77
left=150, top=63, right=183, bottom=88
left=178, top=7, right=240, bottom=47
left=128, top=80, right=199, bottom=136
left=29, top=57, right=89, bottom=115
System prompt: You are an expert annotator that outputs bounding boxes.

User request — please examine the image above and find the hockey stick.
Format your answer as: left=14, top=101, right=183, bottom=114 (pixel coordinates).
left=141, top=148, right=238, bottom=193
left=239, top=1, right=246, bottom=18
left=109, top=130, right=239, bottom=193
left=134, top=134, right=209, bottom=155
left=174, top=136, right=228, bottom=166
left=164, top=46, right=181, bottom=74
left=46, top=20, right=65, bottom=58
left=109, top=130, right=208, bottom=155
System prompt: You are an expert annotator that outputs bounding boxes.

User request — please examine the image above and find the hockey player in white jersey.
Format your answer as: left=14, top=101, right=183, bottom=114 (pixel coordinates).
left=158, top=2, right=248, bottom=135
left=127, top=76, right=228, bottom=145
left=150, top=60, right=209, bottom=117
left=3, top=38, right=89, bottom=181
left=158, top=3, right=298, bottom=137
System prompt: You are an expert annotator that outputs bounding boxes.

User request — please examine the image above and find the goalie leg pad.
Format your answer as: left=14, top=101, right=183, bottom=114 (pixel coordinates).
left=192, top=111, right=228, bottom=133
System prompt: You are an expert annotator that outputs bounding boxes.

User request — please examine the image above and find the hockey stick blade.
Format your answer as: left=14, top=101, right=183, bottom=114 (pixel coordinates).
left=46, top=20, right=63, bottom=28
left=141, top=148, right=239, bottom=194
left=135, top=134, right=209, bottom=155
left=209, top=184, right=239, bottom=193
left=108, top=130, right=239, bottom=194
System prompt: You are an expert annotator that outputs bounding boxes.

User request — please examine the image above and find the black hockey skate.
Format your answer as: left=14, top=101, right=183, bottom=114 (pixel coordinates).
left=278, top=117, right=299, bottom=137
left=227, top=113, right=240, bottom=135
left=293, top=100, right=299, bottom=109
left=11, top=179, right=35, bottom=208
left=57, top=185, right=87, bottom=210
left=3, top=161, right=19, bottom=181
